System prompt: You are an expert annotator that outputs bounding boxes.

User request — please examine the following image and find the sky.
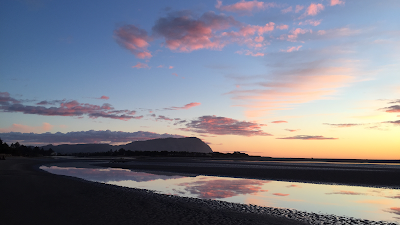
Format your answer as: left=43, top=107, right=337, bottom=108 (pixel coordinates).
left=0, top=0, right=399, bottom=159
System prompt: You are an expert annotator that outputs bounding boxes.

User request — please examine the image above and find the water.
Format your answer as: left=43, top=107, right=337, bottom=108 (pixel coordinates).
left=40, top=163, right=400, bottom=223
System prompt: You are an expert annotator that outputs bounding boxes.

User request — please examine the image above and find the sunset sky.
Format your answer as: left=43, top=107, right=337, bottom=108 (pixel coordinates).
left=1, top=0, right=399, bottom=159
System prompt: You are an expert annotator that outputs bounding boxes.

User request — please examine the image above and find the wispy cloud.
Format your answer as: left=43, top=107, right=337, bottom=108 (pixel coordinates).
left=277, top=135, right=338, bottom=140
left=165, top=102, right=201, bottom=110
left=182, top=115, right=271, bottom=136
left=324, top=123, right=362, bottom=128
left=273, top=193, right=289, bottom=196
left=326, top=190, right=364, bottom=195
left=97, top=96, right=110, bottom=100
left=280, top=45, right=302, bottom=52
left=132, top=62, right=150, bottom=69
left=271, top=120, right=287, bottom=123
left=215, top=0, right=277, bottom=14
left=285, top=129, right=299, bottom=132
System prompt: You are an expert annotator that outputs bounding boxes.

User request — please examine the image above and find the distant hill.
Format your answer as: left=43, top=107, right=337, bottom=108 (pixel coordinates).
left=42, top=137, right=213, bottom=154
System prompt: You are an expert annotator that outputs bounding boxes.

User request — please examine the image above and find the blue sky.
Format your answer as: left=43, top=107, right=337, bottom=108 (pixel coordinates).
left=1, top=0, right=399, bottom=159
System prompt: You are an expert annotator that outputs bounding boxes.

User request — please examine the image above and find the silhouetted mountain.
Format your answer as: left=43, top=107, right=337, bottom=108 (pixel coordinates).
left=42, top=137, right=213, bottom=154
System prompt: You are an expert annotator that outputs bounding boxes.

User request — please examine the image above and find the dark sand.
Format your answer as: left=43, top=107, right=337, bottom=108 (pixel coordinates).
left=0, top=157, right=305, bottom=225
left=99, top=157, right=400, bottom=188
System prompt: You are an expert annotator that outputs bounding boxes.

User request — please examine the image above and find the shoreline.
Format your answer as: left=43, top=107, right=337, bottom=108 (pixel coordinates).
left=2, top=157, right=399, bottom=225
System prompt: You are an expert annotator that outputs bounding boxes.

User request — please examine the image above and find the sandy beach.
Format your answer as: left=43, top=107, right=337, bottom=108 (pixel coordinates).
left=0, top=157, right=305, bottom=225
left=2, top=157, right=399, bottom=225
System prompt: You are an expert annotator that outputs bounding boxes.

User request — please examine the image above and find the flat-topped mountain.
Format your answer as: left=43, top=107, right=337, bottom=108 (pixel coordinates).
left=42, top=137, right=213, bottom=154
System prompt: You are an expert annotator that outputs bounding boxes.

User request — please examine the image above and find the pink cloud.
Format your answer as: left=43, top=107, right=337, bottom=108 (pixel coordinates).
left=183, top=115, right=271, bottom=136
left=281, top=28, right=312, bottom=42
left=299, top=19, right=322, bottom=26
left=281, top=45, right=302, bottom=52
left=216, top=0, right=277, bottom=13
left=0, top=122, right=53, bottom=133
left=132, top=62, right=150, bottom=69
left=152, top=11, right=239, bottom=52
left=295, top=5, right=304, bottom=13
left=166, top=102, right=201, bottom=110
left=330, top=0, right=345, bottom=6
left=271, top=120, right=287, bottom=123
left=277, top=135, right=338, bottom=140
left=99, top=96, right=109, bottom=100
left=157, top=65, right=164, bottom=68
left=287, top=184, right=301, bottom=188
left=281, top=6, right=292, bottom=14
left=172, top=73, right=178, bottom=77
left=0, top=92, right=141, bottom=121
left=169, top=66, right=174, bottom=69
left=285, top=129, right=299, bottom=132
left=114, top=25, right=152, bottom=59
left=276, top=24, right=289, bottom=30
left=273, top=193, right=289, bottom=196
left=306, top=3, right=324, bottom=16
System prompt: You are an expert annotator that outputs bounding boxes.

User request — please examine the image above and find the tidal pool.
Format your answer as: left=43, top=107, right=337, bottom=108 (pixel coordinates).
left=40, top=164, right=400, bottom=223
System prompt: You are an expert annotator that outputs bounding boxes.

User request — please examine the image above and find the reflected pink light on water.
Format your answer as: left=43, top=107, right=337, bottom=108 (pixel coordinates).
left=178, top=179, right=269, bottom=199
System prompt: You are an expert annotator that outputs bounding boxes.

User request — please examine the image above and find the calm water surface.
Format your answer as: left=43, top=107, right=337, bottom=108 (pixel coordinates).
left=40, top=163, right=400, bottom=223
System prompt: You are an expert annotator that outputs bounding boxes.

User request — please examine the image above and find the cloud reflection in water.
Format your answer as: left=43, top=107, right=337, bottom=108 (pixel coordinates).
left=178, top=179, right=269, bottom=199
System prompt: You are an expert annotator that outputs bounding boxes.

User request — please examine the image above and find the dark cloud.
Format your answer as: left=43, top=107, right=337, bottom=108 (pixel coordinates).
left=0, top=130, right=185, bottom=145
left=277, top=135, right=338, bottom=140
left=323, top=123, right=362, bottom=127
left=380, top=105, right=400, bottom=113
left=183, top=115, right=272, bottom=136
left=384, top=120, right=400, bottom=125
left=0, top=92, right=20, bottom=105
left=0, top=92, right=140, bottom=121
left=156, top=115, right=174, bottom=121
left=389, top=99, right=400, bottom=104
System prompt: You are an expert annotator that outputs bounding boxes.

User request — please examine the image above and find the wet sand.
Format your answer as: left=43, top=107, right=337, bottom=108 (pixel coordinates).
left=0, top=157, right=305, bottom=225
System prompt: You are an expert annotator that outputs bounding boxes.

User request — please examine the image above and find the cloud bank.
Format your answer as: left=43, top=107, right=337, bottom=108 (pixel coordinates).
left=0, top=92, right=140, bottom=121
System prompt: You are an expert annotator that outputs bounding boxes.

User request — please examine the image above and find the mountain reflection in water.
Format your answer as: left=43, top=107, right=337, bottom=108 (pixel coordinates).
left=40, top=165, right=400, bottom=223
